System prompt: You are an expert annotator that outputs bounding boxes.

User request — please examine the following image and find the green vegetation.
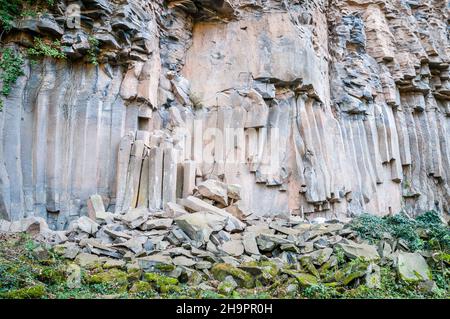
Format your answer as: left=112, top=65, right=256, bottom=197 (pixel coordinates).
left=0, top=47, right=24, bottom=110
left=350, top=211, right=450, bottom=252
left=87, top=36, right=99, bottom=66
left=0, top=1, right=102, bottom=109
left=0, top=211, right=448, bottom=299
left=28, top=37, right=66, bottom=60
left=0, top=0, right=55, bottom=32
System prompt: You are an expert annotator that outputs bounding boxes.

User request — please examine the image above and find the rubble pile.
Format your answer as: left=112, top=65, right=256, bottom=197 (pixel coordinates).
left=1, top=179, right=444, bottom=297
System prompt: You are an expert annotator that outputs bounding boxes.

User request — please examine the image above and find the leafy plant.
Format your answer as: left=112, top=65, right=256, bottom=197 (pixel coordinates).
left=350, top=213, right=389, bottom=241
left=302, top=284, right=338, bottom=299
left=0, top=0, right=55, bottom=32
left=28, top=37, right=66, bottom=60
left=0, top=47, right=24, bottom=110
left=87, top=36, right=99, bottom=65
left=386, top=213, right=423, bottom=251
left=0, top=0, right=21, bottom=31
left=351, top=211, right=449, bottom=252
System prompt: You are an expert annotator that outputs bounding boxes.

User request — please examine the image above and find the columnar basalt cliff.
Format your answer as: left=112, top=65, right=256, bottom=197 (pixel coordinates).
left=0, top=0, right=449, bottom=229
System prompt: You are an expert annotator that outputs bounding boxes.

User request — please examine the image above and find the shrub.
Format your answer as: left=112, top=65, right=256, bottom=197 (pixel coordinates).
left=28, top=37, right=66, bottom=60
left=351, top=211, right=449, bottom=252
left=87, top=36, right=99, bottom=65
left=302, top=284, right=338, bottom=299
left=0, top=47, right=24, bottom=110
left=350, top=213, right=388, bottom=241
left=0, top=0, right=21, bottom=31
left=0, top=0, right=55, bottom=32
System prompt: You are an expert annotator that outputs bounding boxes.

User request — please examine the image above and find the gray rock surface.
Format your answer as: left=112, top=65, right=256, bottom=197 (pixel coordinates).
left=0, top=0, right=449, bottom=226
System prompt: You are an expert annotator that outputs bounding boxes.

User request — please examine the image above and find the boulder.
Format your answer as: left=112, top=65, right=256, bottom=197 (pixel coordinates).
left=87, top=194, right=106, bottom=220
left=306, top=247, right=333, bottom=266
left=211, top=263, right=254, bottom=288
left=334, top=259, right=369, bottom=285
left=173, top=256, right=196, bottom=267
left=66, top=264, right=82, bottom=289
left=114, top=236, right=147, bottom=254
left=75, top=253, right=101, bottom=269
left=121, top=207, right=149, bottom=228
left=283, top=270, right=318, bottom=286
left=177, top=196, right=245, bottom=232
left=338, top=242, right=380, bottom=261
left=165, top=202, right=189, bottom=217
left=396, top=252, right=432, bottom=282
left=103, top=258, right=126, bottom=269
left=7, top=217, right=49, bottom=235
left=197, top=179, right=228, bottom=206
left=226, top=184, right=242, bottom=200
left=221, top=240, right=245, bottom=257
left=141, top=218, right=173, bottom=230
left=243, top=232, right=260, bottom=255
left=225, top=201, right=250, bottom=220
left=137, top=254, right=174, bottom=272
left=174, top=212, right=226, bottom=242
left=77, top=216, right=100, bottom=235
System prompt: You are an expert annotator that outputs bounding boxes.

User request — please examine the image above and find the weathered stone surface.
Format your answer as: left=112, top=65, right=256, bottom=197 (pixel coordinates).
left=224, top=201, right=249, bottom=221
left=66, top=264, right=82, bottom=289
left=396, top=252, right=432, bottom=282
left=178, top=196, right=245, bottom=232
left=76, top=216, right=100, bottom=235
left=197, top=179, right=228, bottom=206
left=174, top=212, right=226, bottom=242
left=242, top=232, right=260, bottom=255
left=137, top=254, right=173, bottom=272
left=0, top=0, right=449, bottom=226
left=165, top=202, right=189, bottom=218
left=173, top=255, right=196, bottom=267
left=226, top=184, right=241, bottom=201
left=141, top=218, right=173, bottom=230
left=338, top=242, right=380, bottom=261
left=121, top=208, right=148, bottom=229
left=306, top=248, right=333, bottom=266
left=75, top=253, right=101, bottom=269
left=220, top=240, right=244, bottom=257
left=87, top=195, right=106, bottom=221
left=211, top=263, right=254, bottom=288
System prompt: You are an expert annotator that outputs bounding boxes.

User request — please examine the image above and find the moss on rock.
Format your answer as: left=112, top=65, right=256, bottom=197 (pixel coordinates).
left=129, top=281, right=153, bottom=294
left=0, top=285, right=46, bottom=299
left=211, top=263, right=254, bottom=288
left=86, top=269, right=129, bottom=292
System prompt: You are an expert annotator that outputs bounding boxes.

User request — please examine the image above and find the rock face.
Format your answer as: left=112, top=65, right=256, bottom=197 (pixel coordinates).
left=0, top=0, right=449, bottom=226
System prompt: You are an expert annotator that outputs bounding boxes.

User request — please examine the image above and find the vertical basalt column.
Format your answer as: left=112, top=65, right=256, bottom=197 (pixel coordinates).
left=115, top=133, right=135, bottom=214
left=121, top=139, right=145, bottom=212
left=148, top=147, right=163, bottom=211
left=162, top=145, right=177, bottom=208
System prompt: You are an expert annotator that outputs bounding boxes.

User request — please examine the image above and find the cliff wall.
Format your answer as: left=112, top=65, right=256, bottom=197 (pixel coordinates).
left=0, top=0, right=448, bottom=228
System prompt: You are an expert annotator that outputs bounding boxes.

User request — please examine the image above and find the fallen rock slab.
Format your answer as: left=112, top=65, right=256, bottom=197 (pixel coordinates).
left=396, top=252, right=432, bottom=282
left=178, top=196, right=246, bottom=232
left=121, top=207, right=148, bottom=228
left=221, top=240, right=244, bottom=257
left=338, top=242, right=380, bottom=261
left=77, top=216, right=100, bottom=235
left=197, top=179, right=229, bottom=206
left=174, top=212, right=226, bottom=242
